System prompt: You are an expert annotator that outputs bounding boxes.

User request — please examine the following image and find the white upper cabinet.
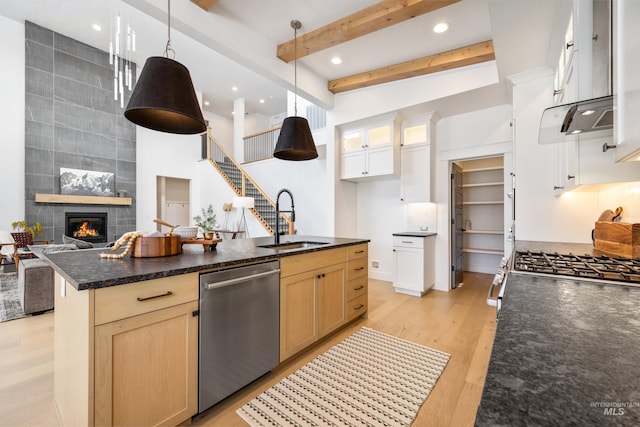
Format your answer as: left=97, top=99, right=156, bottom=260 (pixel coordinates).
left=400, top=113, right=438, bottom=203
left=614, top=0, right=640, bottom=161
left=340, top=113, right=400, bottom=181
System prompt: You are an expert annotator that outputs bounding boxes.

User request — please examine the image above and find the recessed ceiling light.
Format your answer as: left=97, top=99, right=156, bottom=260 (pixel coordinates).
left=92, top=24, right=102, bottom=32
left=204, top=101, right=210, bottom=106
left=232, top=86, right=238, bottom=92
left=331, top=56, right=342, bottom=65
left=433, top=22, right=449, bottom=33
left=580, top=109, right=595, bottom=116
left=259, top=99, right=265, bottom=104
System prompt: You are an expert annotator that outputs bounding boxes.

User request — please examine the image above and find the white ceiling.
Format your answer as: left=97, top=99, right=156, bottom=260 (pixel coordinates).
left=0, top=0, right=570, bottom=119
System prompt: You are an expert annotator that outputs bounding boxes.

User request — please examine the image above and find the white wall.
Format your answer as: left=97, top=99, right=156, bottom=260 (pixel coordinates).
left=434, top=104, right=514, bottom=290
left=0, top=16, right=25, bottom=229
left=597, top=182, right=640, bottom=223
left=135, top=128, right=204, bottom=231
left=512, top=71, right=600, bottom=243
left=205, top=111, right=234, bottom=155
left=243, top=157, right=330, bottom=237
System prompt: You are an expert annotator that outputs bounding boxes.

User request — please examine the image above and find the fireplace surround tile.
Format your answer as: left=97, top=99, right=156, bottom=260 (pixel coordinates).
left=24, top=21, right=136, bottom=243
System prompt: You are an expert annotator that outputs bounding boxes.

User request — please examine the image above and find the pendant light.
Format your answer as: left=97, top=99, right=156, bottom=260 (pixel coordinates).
left=273, top=20, right=318, bottom=161
left=124, top=0, right=206, bottom=135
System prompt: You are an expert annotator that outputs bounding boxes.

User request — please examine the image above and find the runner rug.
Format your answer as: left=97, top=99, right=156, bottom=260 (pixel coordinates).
left=0, top=273, right=26, bottom=322
left=237, top=327, right=450, bottom=426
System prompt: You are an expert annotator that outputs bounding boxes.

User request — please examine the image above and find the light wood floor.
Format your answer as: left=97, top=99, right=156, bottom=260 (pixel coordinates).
left=0, top=273, right=496, bottom=427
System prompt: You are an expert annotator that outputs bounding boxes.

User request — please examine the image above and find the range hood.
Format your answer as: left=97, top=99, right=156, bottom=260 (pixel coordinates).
left=538, top=95, right=614, bottom=144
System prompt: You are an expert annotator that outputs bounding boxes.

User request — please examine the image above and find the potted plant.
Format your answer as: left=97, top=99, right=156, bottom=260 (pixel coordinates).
left=193, top=205, right=217, bottom=239
left=11, top=220, right=42, bottom=238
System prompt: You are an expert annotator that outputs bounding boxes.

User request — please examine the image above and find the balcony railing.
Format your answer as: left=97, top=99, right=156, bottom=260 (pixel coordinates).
left=243, top=105, right=327, bottom=163
left=243, top=127, right=280, bottom=163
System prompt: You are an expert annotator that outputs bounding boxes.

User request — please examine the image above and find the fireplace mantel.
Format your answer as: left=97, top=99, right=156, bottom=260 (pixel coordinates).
left=35, top=193, right=132, bottom=206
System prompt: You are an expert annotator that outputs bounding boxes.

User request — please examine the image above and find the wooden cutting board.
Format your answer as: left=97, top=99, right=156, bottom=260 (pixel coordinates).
left=593, top=221, right=640, bottom=258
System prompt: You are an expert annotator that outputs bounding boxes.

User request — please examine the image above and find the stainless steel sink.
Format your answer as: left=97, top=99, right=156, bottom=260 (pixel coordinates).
left=258, top=241, right=330, bottom=250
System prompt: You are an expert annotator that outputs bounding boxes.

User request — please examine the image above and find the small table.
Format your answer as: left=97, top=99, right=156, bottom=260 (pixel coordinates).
left=181, top=238, right=222, bottom=251
left=213, top=230, right=245, bottom=240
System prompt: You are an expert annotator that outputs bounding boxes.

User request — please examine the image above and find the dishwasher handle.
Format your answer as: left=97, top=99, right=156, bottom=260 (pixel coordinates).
left=204, top=269, right=281, bottom=290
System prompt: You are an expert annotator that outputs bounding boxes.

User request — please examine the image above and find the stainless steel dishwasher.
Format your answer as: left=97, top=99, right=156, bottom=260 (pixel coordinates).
left=198, top=260, right=280, bottom=413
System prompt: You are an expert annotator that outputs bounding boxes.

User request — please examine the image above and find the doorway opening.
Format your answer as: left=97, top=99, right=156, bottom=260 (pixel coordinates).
left=156, top=176, right=191, bottom=230
left=450, top=155, right=509, bottom=289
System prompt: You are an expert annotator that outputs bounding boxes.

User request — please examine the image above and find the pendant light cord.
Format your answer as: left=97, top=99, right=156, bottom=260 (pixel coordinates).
left=164, top=0, right=175, bottom=59
left=293, top=22, right=298, bottom=116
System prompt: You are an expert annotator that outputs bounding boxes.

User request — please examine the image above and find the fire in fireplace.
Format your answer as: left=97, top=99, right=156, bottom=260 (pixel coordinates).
left=65, top=212, right=108, bottom=243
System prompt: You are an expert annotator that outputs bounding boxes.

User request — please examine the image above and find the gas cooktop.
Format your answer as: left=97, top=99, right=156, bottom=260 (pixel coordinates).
left=513, top=250, right=640, bottom=285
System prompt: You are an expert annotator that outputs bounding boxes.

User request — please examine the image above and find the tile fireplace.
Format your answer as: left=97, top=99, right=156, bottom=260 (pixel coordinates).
left=65, top=212, right=108, bottom=243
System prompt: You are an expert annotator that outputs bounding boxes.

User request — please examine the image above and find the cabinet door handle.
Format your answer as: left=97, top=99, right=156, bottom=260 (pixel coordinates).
left=354, top=285, right=365, bottom=291
left=354, top=266, right=365, bottom=271
left=354, top=304, right=364, bottom=310
left=137, top=291, right=173, bottom=302
left=354, top=250, right=365, bottom=254
left=402, top=240, right=413, bottom=244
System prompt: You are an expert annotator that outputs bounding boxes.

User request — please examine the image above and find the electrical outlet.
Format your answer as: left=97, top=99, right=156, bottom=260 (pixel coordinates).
left=372, top=260, right=380, bottom=269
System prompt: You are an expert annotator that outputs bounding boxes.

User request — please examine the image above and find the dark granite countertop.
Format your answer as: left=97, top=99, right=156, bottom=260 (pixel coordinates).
left=45, top=235, right=369, bottom=291
left=476, top=273, right=640, bottom=426
left=392, top=231, right=437, bottom=237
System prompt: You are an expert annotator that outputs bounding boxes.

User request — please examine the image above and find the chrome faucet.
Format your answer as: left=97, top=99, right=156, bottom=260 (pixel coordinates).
left=275, top=189, right=295, bottom=245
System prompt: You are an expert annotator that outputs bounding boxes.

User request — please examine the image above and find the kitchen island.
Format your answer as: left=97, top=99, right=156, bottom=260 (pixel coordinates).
left=47, top=236, right=369, bottom=427
left=475, top=272, right=640, bottom=425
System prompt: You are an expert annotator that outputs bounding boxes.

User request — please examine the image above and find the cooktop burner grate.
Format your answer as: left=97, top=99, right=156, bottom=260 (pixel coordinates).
left=513, top=251, right=640, bottom=284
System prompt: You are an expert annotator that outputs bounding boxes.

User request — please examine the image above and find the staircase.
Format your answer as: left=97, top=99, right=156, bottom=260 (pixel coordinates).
left=206, top=131, right=292, bottom=236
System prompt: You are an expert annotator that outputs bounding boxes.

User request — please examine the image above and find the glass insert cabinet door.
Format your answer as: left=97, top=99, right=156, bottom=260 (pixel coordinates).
left=342, top=129, right=364, bottom=152
left=402, top=123, right=427, bottom=146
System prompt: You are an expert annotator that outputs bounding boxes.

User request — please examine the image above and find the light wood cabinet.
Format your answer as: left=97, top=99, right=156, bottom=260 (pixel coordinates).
left=340, top=114, right=400, bottom=181
left=280, top=244, right=368, bottom=361
left=346, top=244, right=368, bottom=320
left=94, top=301, right=198, bottom=426
left=280, top=256, right=347, bottom=361
left=54, top=273, right=199, bottom=427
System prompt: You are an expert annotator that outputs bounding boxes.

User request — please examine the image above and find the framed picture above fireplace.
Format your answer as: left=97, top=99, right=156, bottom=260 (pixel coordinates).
left=60, top=168, right=115, bottom=197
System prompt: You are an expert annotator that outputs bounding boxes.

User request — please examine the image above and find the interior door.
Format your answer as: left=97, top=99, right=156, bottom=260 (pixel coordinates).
left=451, top=163, right=464, bottom=289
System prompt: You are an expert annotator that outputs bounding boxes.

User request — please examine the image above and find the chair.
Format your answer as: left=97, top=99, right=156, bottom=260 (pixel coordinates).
left=11, top=231, right=51, bottom=276
left=0, top=231, right=18, bottom=270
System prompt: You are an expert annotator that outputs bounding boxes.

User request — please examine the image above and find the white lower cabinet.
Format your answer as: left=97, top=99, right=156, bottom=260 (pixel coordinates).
left=392, top=235, right=435, bottom=297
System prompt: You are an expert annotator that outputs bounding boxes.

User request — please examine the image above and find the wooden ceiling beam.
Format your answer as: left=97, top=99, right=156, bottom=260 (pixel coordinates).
left=191, top=0, right=219, bottom=12
left=277, top=0, right=462, bottom=63
left=328, top=40, right=495, bottom=94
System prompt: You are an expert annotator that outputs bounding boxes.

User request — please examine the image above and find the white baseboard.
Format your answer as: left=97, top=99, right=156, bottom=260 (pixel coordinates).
left=368, top=270, right=393, bottom=282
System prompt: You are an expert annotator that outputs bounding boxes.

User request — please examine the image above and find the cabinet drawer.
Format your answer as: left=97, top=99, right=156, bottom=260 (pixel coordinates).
left=280, top=247, right=347, bottom=278
left=347, top=276, right=367, bottom=300
left=94, top=273, right=199, bottom=325
left=347, top=257, right=368, bottom=280
left=393, top=236, right=424, bottom=249
left=347, top=294, right=367, bottom=321
left=347, top=244, right=368, bottom=260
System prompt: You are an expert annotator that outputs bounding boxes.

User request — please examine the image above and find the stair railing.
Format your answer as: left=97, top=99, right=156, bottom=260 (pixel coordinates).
left=206, top=128, right=294, bottom=235
left=243, top=126, right=281, bottom=163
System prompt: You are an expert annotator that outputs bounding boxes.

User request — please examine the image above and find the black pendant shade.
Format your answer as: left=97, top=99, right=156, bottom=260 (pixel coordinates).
left=125, top=56, right=207, bottom=135
left=273, top=116, right=318, bottom=160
